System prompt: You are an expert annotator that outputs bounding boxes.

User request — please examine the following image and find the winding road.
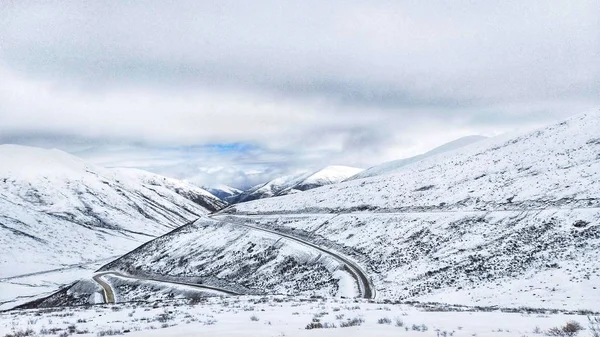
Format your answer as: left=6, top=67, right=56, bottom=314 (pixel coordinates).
left=212, top=215, right=376, bottom=299
left=92, top=271, right=240, bottom=304
left=94, top=214, right=376, bottom=303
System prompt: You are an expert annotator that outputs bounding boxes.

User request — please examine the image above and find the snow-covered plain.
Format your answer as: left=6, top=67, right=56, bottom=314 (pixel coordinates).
left=1, top=296, right=596, bottom=337
left=0, top=145, right=225, bottom=309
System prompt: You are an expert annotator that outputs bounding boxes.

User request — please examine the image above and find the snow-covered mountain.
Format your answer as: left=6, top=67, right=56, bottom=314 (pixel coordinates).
left=219, top=112, right=600, bottom=309
left=230, top=166, right=363, bottom=203
left=347, top=135, right=486, bottom=181
left=205, top=184, right=242, bottom=201
left=0, top=145, right=226, bottom=280
left=90, top=112, right=600, bottom=311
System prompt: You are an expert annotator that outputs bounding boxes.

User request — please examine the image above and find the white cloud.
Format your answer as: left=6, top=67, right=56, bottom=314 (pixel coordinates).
left=0, top=0, right=598, bottom=188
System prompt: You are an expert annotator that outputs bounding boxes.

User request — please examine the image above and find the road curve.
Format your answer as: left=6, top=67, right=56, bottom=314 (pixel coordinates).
left=213, top=215, right=376, bottom=299
left=92, top=271, right=241, bottom=304
left=92, top=274, right=115, bottom=304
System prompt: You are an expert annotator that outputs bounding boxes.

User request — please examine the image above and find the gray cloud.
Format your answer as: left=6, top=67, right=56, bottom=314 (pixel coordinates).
left=0, top=0, right=598, bottom=188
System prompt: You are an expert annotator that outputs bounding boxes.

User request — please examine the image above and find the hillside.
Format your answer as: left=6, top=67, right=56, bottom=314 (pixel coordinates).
left=219, top=112, right=600, bottom=309
left=0, top=145, right=225, bottom=308
left=87, top=112, right=600, bottom=311
left=347, top=135, right=486, bottom=181
left=230, top=166, right=363, bottom=203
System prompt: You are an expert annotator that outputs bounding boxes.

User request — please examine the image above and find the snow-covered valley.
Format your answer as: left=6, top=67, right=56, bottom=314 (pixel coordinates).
left=2, top=112, right=600, bottom=336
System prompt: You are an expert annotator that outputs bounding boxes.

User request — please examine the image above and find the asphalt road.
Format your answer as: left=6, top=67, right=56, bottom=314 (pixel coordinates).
left=92, top=271, right=241, bottom=304
left=213, top=215, right=376, bottom=299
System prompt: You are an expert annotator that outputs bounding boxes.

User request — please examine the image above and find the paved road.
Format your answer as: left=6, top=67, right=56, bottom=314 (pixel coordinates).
left=213, top=215, right=376, bottom=299
left=92, top=273, right=115, bottom=304
left=92, top=272, right=241, bottom=304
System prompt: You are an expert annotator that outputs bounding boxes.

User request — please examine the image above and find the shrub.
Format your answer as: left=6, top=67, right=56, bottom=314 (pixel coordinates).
left=250, top=315, right=259, bottom=321
left=306, top=322, right=323, bottom=330
left=4, top=329, right=35, bottom=337
left=340, top=317, right=364, bottom=328
left=545, top=320, right=583, bottom=336
left=378, top=317, right=392, bottom=325
left=395, top=318, right=404, bottom=327
left=590, top=316, right=600, bottom=337
left=97, top=329, right=123, bottom=336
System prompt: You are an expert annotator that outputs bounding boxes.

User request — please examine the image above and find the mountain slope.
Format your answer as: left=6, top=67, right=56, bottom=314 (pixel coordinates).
left=205, top=184, right=242, bottom=201
left=0, top=145, right=225, bottom=278
left=347, top=135, right=486, bottom=181
left=231, top=166, right=363, bottom=203
left=279, top=165, right=363, bottom=195
left=217, top=112, right=600, bottom=310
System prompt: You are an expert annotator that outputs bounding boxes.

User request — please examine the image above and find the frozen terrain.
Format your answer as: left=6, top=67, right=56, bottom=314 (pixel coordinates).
left=209, top=112, right=600, bottom=310
left=1, top=296, right=597, bottom=337
left=0, top=145, right=225, bottom=309
left=230, top=166, right=363, bottom=203
left=46, top=112, right=600, bottom=313
left=347, top=135, right=486, bottom=181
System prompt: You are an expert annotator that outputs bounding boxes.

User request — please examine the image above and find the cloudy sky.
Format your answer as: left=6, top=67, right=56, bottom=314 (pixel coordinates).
left=1, top=1, right=598, bottom=188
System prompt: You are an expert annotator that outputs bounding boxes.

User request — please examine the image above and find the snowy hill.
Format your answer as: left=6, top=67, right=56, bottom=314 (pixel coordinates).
left=347, top=135, right=486, bottom=181
left=32, top=112, right=600, bottom=311
left=205, top=184, right=242, bottom=201
left=230, top=166, right=363, bottom=203
left=216, top=112, right=600, bottom=309
left=0, top=145, right=225, bottom=280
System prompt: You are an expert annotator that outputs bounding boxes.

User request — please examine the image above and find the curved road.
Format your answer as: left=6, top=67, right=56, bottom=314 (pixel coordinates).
left=213, top=215, right=376, bottom=299
left=92, top=272, right=240, bottom=304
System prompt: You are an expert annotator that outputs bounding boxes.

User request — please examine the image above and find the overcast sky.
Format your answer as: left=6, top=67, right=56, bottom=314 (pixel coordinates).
left=1, top=1, right=598, bottom=188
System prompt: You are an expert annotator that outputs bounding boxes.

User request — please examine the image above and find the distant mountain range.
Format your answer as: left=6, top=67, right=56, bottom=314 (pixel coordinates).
left=205, top=184, right=243, bottom=200
left=227, top=165, right=363, bottom=203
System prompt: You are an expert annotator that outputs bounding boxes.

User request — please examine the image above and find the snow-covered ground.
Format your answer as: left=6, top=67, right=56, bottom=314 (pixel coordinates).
left=0, top=145, right=225, bottom=310
left=347, top=135, right=486, bottom=181
left=1, top=296, right=596, bottom=337
left=230, top=112, right=600, bottom=214
left=95, top=217, right=355, bottom=298
left=0, top=258, right=115, bottom=311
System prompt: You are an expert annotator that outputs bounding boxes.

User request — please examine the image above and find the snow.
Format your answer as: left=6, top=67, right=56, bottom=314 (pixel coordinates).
left=211, top=112, right=600, bottom=310
left=0, top=296, right=595, bottom=337
left=231, top=166, right=363, bottom=203
left=347, top=135, right=486, bottom=181
left=205, top=184, right=243, bottom=200
left=0, top=145, right=225, bottom=309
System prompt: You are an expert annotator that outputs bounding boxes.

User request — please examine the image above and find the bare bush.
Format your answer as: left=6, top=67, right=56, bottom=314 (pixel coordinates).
left=590, top=316, right=600, bottom=337
left=97, top=329, right=123, bottom=336
left=377, top=317, right=392, bottom=325
left=545, top=320, right=583, bottom=337
left=340, top=317, right=364, bottom=328
left=4, top=329, right=35, bottom=337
